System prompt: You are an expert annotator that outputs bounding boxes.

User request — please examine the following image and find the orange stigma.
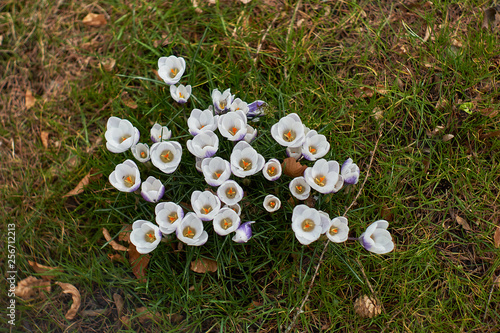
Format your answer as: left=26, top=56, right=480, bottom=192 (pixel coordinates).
left=268, top=166, right=276, bottom=176
left=230, top=127, right=238, bottom=135
left=269, top=201, right=276, bottom=208
left=309, top=147, right=316, bottom=154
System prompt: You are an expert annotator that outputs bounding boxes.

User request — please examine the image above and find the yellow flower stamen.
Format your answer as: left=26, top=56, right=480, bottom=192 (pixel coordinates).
left=168, top=212, right=178, bottom=223
left=219, top=101, right=227, bottom=109
left=329, top=226, right=338, bottom=235
left=314, top=176, right=326, bottom=187
left=301, top=219, right=315, bottom=231
left=309, top=146, right=316, bottom=154
left=226, top=187, right=236, bottom=199
left=140, top=151, right=146, bottom=158
left=269, top=201, right=276, bottom=208
left=230, top=127, right=239, bottom=136
left=145, top=232, right=156, bottom=243
left=239, top=159, right=252, bottom=171
left=295, top=185, right=304, bottom=194
left=221, top=218, right=233, bottom=230
left=179, top=92, right=184, bottom=99
left=169, top=68, right=179, bottom=78
left=183, top=226, right=195, bottom=238
left=283, top=130, right=295, bottom=142
left=201, top=205, right=212, bottom=215
left=121, top=135, right=131, bottom=142
left=123, top=175, right=135, bottom=187
left=267, top=166, right=276, bottom=176
left=160, top=150, right=173, bottom=163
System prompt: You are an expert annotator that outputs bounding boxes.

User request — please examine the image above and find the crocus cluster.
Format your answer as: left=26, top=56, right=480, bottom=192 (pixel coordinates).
left=103, top=54, right=395, bottom=257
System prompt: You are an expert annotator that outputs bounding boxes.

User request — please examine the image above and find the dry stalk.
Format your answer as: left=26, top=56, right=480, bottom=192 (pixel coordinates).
left=285, top=128, right=383, bottom=333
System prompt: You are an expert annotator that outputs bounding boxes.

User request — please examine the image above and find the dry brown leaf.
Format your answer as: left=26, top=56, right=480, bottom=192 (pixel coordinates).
left=63, top=171, right=91, bottom=197
left=456, top=215, right=471, bottom=231
left=480, top=108, right=498, bottom=118
left=426, top=126, right=445, bottom=137
left=100, top=58, right=116, bottom=72
left=480, top=130, right=500, bottom=140
left=108, top=253, right=126, bottom=262
left=120, top=315, right=131, bottom=328
left=40, top=131, right=49, bottom=149
left=119, top=225, right=132, bottom=243
left=122, top=92, right=138, bottom=109
left=381, top=205, right=394, bottom=222
left=102, top=228, right=128, bottom=252
left=28, top=261, right=62, bottom=280
left=190, top=258, right=218, bottom=273
left=282, top=157, right=307, bottom=178
left=168, top=313, right=184, bottom=324
left=422, top=25, right=431, bottom=42
left=56, top=282, right=81, bottom=320
left=15, top=276, right=51, bottom=300
left=304, top=196, right=315, bottom=208
left=191, top=0, right=203, bottom=13
left=482, top=6, right=499, bottom=30
left=442, top=134, right=454, bottom=142
left=82, top=13, right=107, bottom=27
left=372, top=107, right=384, bottom=122
left=136, top=307, right=161, bottom=323
left=494, top=227, right=500, bottom=248
left=113, top=293, right=124, bottom=317
left=25, top=89, right=36, bottom=109
left=81, top=309, right=107, bottom=316
left=128, top=243, right=150, bottom=282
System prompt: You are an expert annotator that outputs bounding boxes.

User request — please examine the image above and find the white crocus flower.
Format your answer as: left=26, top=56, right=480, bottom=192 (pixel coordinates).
left=170, top=84, right=191, bottom=104
left=291, top=205, right=323, bottom=245
left=229, top=98, right=249, bottom=114
left=140, top=176, right=165, bottom=203
left=217, top=180, right=244, bottom=205
left=263, top=195, right=281, bottom=212
left=304, top=159, right=341, bottom=194
left=150, top=123, right=172, bottom=143
left=105, top=116, right=140, bottom=153
left=213, top=208, right=241, bottom=236
left=301, top=130, right=330, bottom=161
left=262, top=158, right=282, bottom=181
left=187, top=108, right=219, bottom=136
left=230, top=141, right=265, bottom=178
left=158, top=55, right=186, bottom=85
left=150, top=141, right=182, bottom=174
left=131, top=143, right=150, bottom=163
left=176, top=213, right=208, bottom=246
left=289, top=176, right=311, bottom=200
left=109, top=159, right=141, bottom=192
left=195, top=157, right=203, bottom=172
left=191, top=190, right=221, bottom=221
left=341, top=158, right=360, bottom=185
left=218, top=110, right=248, bottom=141
left=223, top=203, right=241, bottom=216
left=130, top=220, right=161, bottom=254
left=201, top=157, right=232, bottom=187
left=232, top=221, right=255, bottom=243
left=318, top=210, right=331, bottom=234
left=359, top=220, right=394, bottom=254
left=212, top=88, right=234, bottom=114
left=247, top=100, right=266, bottom=118
left=186, top=130, right=219, bottom=159
left=286, top=146, right=302, bottom=159
left=270, top=113, right=305, bottom=147
left=325, top=216, right=349, bottom=243
left=155, top=202, right=184, bottom=235
left=243, top=125, right=257, bottom=143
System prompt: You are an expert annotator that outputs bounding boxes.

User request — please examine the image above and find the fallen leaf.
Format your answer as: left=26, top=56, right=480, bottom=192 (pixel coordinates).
left=81, top=309, right=107, bottom=316
left=56, top=282, right=81, bottom=320
left=190, top=258, right=218, bottom=273
left=168, top=313, right=184, bottom=324
left=282, top=157, right=307, bottom=178
left=102, top=228, right=128, bottom=252
left=442, top=134, right=454, bottom=142
left=372, top=107, right=384, bottom=122
left=82, top=13, right=107, bottom=27
left=304, top=196, right=315, bottom=208
left=63, top=171, right=91, bottom=197
left=113, top=293, right=124, bottom=317
left=119, top=225, right=132, bottom=243
left=479, top=108, right=498, bottom=118
left=422, top=25, right=432, bottom=42
left=426, top=126, right=445, bottom=137
left=28, top=261, right=62, bottom=280
left=494, top=227, right=500, bottom=248
left=136, top=307, right=161, bottom=323
left=480, top=130, right=500, bottom=140
left=122, top=92, right=138, bottom=109
left=108, top=253, right=126, bottom=262
left=191, top=0, right=203, bottom=13
left=120, top=316, right=131, bottom=328
left=482, top=6, right=499, bottom=30
left=40, top=131, right=49, bottom=149
left=381, top=205, right=394, bottom=222
left=15, top=276, right=51, bottom=300
left=456, top=215, right=471, bottom=231
left=100, top=58, right=116, bottom=72
left=25, top=89, right=36, bottom=109
left=128, top=243, right=150, bottom=282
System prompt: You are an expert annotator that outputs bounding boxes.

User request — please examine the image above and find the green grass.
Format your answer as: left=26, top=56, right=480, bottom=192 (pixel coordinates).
left=1, top=0, right=500, bottom=331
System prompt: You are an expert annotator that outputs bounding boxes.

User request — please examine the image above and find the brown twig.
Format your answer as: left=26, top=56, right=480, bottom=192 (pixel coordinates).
left=285, top=129, right=383, bottom=333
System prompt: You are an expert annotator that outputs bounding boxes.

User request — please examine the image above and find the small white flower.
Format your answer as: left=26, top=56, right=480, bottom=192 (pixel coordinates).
left=131, top=143, right=150, bottom=163
left=289, top=176, right=311, bottom=200
left=318, top=210, right=331, bottom=234
left=291, top=205, right=323, bottom=245
left=229, top=98, right=249, bottom=114
left=170, top=84, right=191, bottom=104
left=304, top=159, right=341, bottom=194
left=213, top=208, right=241, bottom=236
left=140, top=176, right=165, bottom=203
left=105, top=116, right=140, bottom=153
left=155, top=202, right=184, bottom=234
left=232, top=221, right=255, bottom=243
left=187, top=108, right=219, bottom=136
left=191, top=190, right=221, bottom=221
left=263, top=195, right=281, bottom=212
left=150, top=141, right=182, bottom=174
left=270, top=113, right=305, bottom=147
left=341, top=158, right=360, bottom=185
left=325, top=216, right=349, bottom=243
left=262, top=158, right=282, bottom=181
left=186, top=130, right=219, bottom=159
left=301, top=130, right=330, bottom=161
left=109, top=159, right=141, bottom=192
left=223, top=203, right=241, bottom=216
left=201, top=157, right=232, bottom=187
left=230, top=141, right=265, bottom=178
left=158, top=55, right=186, bottom=85
left=286, top=146, right=302, bottom=159
left=247, top=100, right=266, bottom=118
left=359, top=220, right=394, bottom=254
left=130, top=220, right=161, bottom=254
left=176, top=213, right=208, bottom=246
left=217, top=180, right=244, bottom=205
left=212, top=88, right=234, bottom=114
left=150, top=123, right=172, bottom=143
left=218, top=110, right=248, bottom=141
left=243, top=125, right=257, bottom=143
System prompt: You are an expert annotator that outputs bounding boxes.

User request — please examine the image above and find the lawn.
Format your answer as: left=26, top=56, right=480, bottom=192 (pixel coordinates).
left=1, top=0, right=500, bottom=332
